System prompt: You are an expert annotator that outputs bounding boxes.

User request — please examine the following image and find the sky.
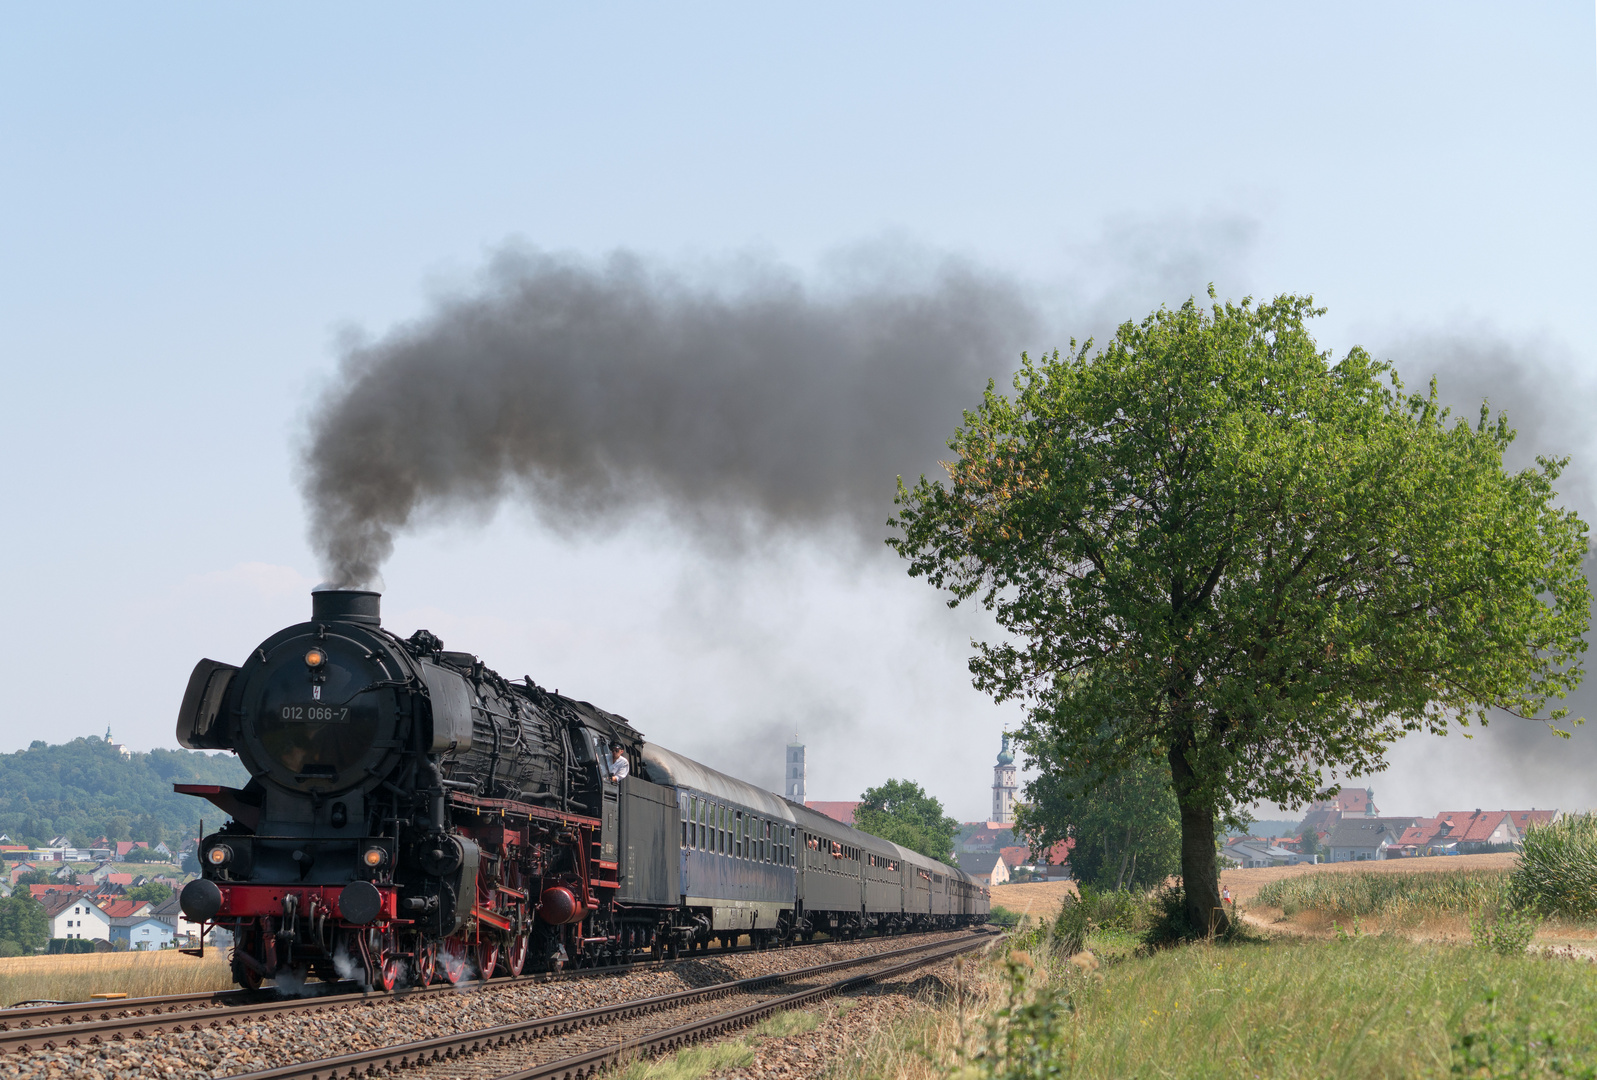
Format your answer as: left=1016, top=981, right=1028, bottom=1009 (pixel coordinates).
left=3, top=4, right=1596, bottom=822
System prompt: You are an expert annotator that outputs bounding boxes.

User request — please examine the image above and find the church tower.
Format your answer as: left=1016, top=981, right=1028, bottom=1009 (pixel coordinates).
left=991, top=734, right=1018, bottom=824
left=784, top=737, right=806, bottom=803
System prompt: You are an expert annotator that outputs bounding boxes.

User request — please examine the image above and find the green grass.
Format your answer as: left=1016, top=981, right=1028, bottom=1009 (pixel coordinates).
left=833, top=936, right=1597, bottom=1080
left=1253, top=868, right=1511, bottom=922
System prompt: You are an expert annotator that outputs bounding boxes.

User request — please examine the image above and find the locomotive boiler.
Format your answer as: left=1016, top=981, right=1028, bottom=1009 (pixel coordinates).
left=176, top=588, right=988, bottom=991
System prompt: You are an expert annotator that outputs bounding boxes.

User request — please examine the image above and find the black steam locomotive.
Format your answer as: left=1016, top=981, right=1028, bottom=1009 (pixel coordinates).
left=176, top=589, right=988, bottom=989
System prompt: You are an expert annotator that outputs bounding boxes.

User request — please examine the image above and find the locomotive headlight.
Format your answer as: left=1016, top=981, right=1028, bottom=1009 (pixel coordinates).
left=207, top=845, right=232, bottom=867
left=362, top=847, right=386, bottom=868
left=304, top=648, right=327, bottom=668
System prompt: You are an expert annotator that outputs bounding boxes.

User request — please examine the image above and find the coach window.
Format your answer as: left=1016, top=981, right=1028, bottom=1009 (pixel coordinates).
left=734, top=811, right=744, bottom=858
left=720, top=805, right=728, bottom=855
left=682, top=797, right=690, bottom=849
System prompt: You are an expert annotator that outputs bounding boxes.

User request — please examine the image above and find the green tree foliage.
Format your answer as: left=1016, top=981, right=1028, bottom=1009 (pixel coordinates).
left=854, top=779, right=960, bottom=864
left=0, top=738, right=246, bottom=846
left=1013, top=751, right=1180, bottom=891
left=127, top=881, right=174, bottom=904
left=0, top=893, right=49, bottom=955
left=891, top=292, right=1589, bottom=935
left=12, top=869, right=52, bottom=887
left=1299, top=826, right=1321, bottom=860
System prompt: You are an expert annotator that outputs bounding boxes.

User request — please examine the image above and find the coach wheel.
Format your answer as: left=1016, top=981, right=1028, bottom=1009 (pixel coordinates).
left=440, top=936, right=471, bottom=984
left=505, top=931, right=530, bottom=977
left=413, top=938, right=437, bottom=986
left=477, top=934, right=501, bottom=979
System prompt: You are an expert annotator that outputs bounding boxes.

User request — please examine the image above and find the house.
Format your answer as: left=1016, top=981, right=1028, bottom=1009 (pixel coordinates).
left=1390, top=818, right=1458, bottom=858
left=151, top=842, right=174, bottom=859
left=150, top=894, right=209, bottom=947
left=110, top=916, right=175, bottom=950
left=99, top=899, right=154, bottom=920
left=1435, top=811, right=1521, bottom=853
left=114, top=841, right=149, bottom=860
left=1507, top=810, right=1560, bottom=835
left=1326, top=817, right=1416, bottom=862
left=43, top=892, right=111, bottom=942
left=957, top=823, right=1016, bottom=853
left=104, top=873, right=134, bottom=887
left=28, top=883, right=78, bottom=900
left=1225, top=839, right=1314, bottom=868
left=803, top=802, right=861, bottom=827
left=957, top=851, right=1011, bottom=886
left=1301, top=787, right=1380, bottom=835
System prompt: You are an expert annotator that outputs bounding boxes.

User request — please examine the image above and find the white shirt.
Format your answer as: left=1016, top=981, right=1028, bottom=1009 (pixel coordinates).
left=606, top=753, right=630, bottom=782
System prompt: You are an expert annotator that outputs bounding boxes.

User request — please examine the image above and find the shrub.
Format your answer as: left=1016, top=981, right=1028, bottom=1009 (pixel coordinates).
left=1052, top=886, right=1150, bottom=955
left=960, top=950, right=1074, bottom=1080
left=1471, top=908, right=1542, bottom=956
left=1510, top=813, right=1597, bottom=918
left=988, top=906, right=1022, bottom=929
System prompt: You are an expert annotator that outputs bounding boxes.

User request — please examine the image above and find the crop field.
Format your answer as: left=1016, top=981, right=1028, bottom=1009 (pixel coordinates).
left=987, top=852, right=1521, bottom=925
left=0, top=949, right=233, bottom=1007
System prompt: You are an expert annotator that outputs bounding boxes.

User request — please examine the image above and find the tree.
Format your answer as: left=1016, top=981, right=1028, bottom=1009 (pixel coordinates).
left=1298, top=826, right=1321, bottom=860
left=1012, top=749, right=1180, bottom=892
left=0, top=893, right=49, bottom=954
left=890, top=292, right=1589, bottom=935
left=127, top=881, right=173, bottom=904
left=12, top=868, right=50, bottom=887
left=854, top=779, right=960, bottom=864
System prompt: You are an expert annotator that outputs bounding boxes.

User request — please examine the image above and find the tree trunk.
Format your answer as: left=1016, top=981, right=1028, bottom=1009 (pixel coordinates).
left=1168, top=744, right=1228, bottom=936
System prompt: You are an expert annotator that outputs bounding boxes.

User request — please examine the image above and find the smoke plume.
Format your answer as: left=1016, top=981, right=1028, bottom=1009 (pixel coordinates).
left=302, top=247, right=1035, bottom=587
left=1366, top=329, right=1597, bottom=808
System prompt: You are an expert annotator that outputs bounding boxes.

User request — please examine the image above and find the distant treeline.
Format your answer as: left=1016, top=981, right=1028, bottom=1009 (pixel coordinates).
left=0, top=738, right=248, bottom=848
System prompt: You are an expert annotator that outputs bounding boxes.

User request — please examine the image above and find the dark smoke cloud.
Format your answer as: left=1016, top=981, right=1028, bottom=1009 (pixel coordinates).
left=1366, top=329, right=1597, bottom=807
left=303, top=247, right=1036, bottom=587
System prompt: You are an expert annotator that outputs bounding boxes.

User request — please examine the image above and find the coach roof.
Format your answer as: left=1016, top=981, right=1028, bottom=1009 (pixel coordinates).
left=640, top=743, right=796, bottom=821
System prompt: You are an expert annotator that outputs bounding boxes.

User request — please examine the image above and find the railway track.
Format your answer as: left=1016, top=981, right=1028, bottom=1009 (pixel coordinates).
left=222, top=929, right=999, bottom=1080
left=0, top=926, right=983, bottom=1054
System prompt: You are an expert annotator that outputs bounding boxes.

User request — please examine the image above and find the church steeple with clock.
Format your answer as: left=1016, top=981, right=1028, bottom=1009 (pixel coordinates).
left=991, top=734, right=1018, bottom=824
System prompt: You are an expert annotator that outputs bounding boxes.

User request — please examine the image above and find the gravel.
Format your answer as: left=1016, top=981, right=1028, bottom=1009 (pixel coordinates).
left=0, top=932, right=981, bottom=1080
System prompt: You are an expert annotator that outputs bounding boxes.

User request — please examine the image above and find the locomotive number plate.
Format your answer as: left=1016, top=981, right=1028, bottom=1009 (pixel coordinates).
left=278, top=704, right=350, bottom=723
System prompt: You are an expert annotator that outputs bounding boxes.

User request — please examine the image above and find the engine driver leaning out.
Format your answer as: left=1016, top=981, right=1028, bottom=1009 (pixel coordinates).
left=606, top=741, right=630, bottom=783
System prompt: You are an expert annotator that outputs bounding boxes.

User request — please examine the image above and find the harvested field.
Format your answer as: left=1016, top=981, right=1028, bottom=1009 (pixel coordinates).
left=0, top=949, right=234, bottom=1007
left=990, top=853, right=1520, bottom=924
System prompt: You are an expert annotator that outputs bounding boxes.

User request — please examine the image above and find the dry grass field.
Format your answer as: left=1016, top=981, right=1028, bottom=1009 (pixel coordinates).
left=0, top=949, right=234, bottom=1006
left=990, top=853, right=1520, bottom=923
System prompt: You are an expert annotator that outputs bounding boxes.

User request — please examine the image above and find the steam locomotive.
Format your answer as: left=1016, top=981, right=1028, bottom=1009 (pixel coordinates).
left=175, top=589, right=988, bottom=989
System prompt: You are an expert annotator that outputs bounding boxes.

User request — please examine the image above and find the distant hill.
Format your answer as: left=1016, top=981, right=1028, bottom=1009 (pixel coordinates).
left=0, top=738, right=248, bottom=848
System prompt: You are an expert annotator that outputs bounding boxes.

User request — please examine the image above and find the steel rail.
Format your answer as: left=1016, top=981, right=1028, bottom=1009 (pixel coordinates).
left=496, top=936, right=998, bottom=1080
left=0, top=927, right=984, bottom=1052
left=219, top=930, right=998, bottom=1080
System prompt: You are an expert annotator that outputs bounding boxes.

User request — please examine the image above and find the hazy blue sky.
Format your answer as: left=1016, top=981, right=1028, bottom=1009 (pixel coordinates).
left=3, top=4, right=1595, bottom=821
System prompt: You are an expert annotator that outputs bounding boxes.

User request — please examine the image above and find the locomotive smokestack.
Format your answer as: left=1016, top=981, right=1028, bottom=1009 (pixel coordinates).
left=311, top=588, right=382, bottom=626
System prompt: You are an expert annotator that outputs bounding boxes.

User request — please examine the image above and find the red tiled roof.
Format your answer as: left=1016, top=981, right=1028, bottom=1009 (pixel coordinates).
left=28, top=884, right=74, bottom=899
left=105, top=873, right=134, bottom=886
left=98, top=899, right=151, bottom=919
left=114, top=841, right=148, bottom=858
left=1437, top=811, right=1517, bottom=844
left=1507, top=810, right=1557, bottom=833
left=998, top=846, right=1032, bottom=866
left=804, top=802, right=861, bottom=826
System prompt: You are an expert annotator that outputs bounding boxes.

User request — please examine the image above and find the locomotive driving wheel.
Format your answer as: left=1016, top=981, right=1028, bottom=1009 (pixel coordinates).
left=412, top=937, right=437, bottom=986
left=440, top=935, right=472, bottom=985
left=365, top=927, right=402, bottom=992
left=505, top=930, right=530, bottom=977
left=477, top=933, right=500, bottom=979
